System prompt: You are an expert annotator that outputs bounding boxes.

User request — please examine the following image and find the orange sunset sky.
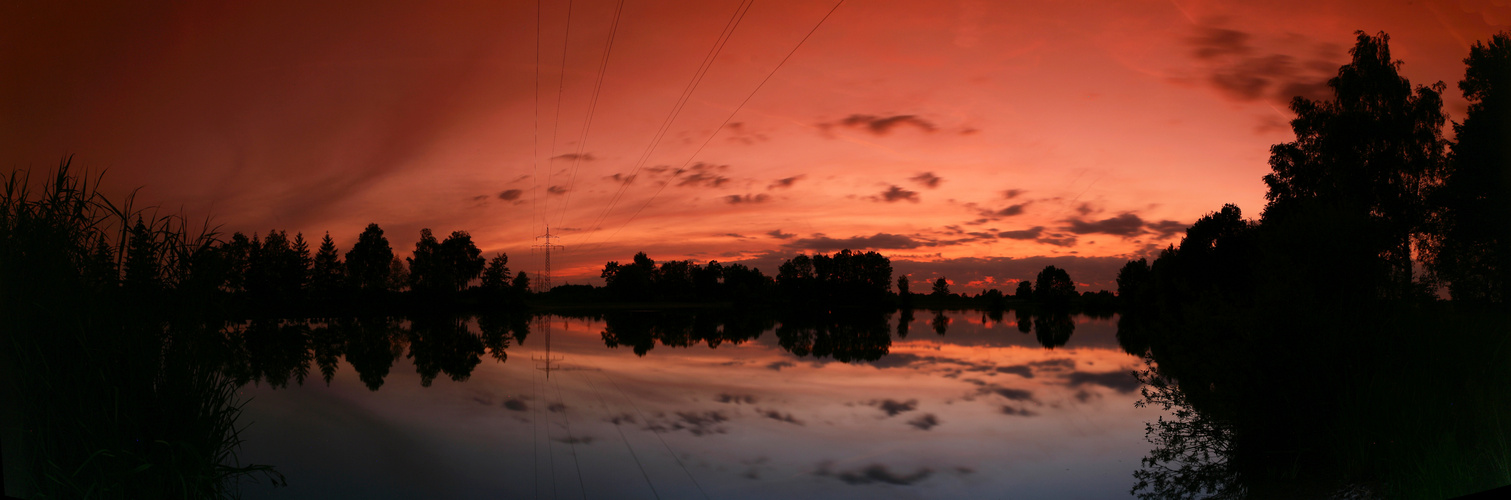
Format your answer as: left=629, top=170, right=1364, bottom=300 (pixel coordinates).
left=4, top=0, right=1509, bottom=292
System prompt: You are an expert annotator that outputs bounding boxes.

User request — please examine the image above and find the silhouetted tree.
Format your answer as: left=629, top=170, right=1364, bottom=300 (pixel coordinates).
left=345, top=223, right=393, bottom=292
left=122, top=218, right=160, bottom=293
left=223, top=232, right=252, bottom=293
left=1014, top=280, right=1032, bottom=301
left=406, top=228, right=442, bottom=292
left=1428, top=32, right=1511, bottom=304
left=310, top=233, right=343, bottom=295
left=1034, top=266, right=1075, bottom=307
left=930, top=309, right=949, bottom=335
left=387, top=257, right=409, bottom=292
left=931, top=277, right=950, bottom=297
left=480, top=253, right=511, bottom=291
left=897, top=275, right=911, bottom=298
left=512, top=271, right=530, bottom=294
left=1117, top=258, right=1152, bottom=306
left=438, top=231, right=485, bottom=292
left=1263, top=31, right=1448, bottom=299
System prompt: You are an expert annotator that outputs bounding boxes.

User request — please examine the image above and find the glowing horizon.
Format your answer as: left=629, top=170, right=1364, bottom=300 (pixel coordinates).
left=4, top=0, right=1507, bottom=292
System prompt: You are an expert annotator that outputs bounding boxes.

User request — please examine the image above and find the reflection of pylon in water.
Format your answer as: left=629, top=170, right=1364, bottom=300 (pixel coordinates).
left=531, top=225, right=564, bottom=293
left=530, top=315, right=563, bottom=378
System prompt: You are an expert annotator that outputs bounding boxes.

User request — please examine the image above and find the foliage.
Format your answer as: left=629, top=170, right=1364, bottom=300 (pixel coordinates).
left=1034, top=265, right=1076, bottom=307
left=345, top=223, right=393, bottom=292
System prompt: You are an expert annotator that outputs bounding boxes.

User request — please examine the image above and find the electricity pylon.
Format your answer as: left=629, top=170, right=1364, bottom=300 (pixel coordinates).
left=531, top=224, right=564, bottom=293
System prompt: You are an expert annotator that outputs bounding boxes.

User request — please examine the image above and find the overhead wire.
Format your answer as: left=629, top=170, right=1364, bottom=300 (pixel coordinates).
left=600, top=369, right=711, bottom=500
left=581, top=369, right=661, bottom=500
left=551, top=360, right=589, bottom=499
left=543, top=0, right=578, bottom=225
left=555, top=0, right=629, bottom=228
left=530, top=0, right=543, bottom=239
left=569, top=0, right=756, bottom=251
left=587, top=0, right=848, bottom=254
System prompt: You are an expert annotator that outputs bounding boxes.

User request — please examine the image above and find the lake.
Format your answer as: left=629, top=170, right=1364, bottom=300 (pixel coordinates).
left=230, top=309, right=1164, bottom=499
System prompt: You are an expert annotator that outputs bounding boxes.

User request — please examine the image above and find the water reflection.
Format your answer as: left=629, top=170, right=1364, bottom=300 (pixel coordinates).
left=217, top=309, right=1153, bottom=499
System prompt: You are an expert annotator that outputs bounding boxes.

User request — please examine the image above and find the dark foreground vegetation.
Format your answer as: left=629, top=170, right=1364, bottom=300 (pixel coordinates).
left=1116, top=32, right=1511, bottom=499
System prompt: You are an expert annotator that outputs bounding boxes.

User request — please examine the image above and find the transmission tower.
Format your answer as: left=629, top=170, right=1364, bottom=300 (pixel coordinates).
left=531, top=224, right=564, bottom=293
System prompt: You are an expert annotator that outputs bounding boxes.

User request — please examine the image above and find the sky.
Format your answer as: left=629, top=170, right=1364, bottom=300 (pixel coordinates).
left=4, top=0, right=1509, bottom=292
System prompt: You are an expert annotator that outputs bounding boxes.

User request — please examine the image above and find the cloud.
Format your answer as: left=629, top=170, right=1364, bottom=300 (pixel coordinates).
left=786, top=233, right=927, bottom=251
left=831, top=114, right=938, bottom=135
left=767, top=361, right=796, bottom=371
left=993, top=203, right=1029, bottom=217
left=1037, top=235, right=1078, bottom=247
left=715, top=393, right=757, bottom=404
left=768, top=175, right=805, bottom=190
left=643, top=411, right=730, bottom=436
left=546, top=185, right=568, bottom=195
left=551, top=153, right=595, bottom=161
left=759, top=409, right=804, bottom=425
left=998, top=227, right=1044, bottom=239
left=725, top=194, right=770, bottom=204
left=554, top=436, right=596, bottom=445
left=767, top=229, right=795, bottom=240
left=1146, top=220, right=1187, bottom=238
left=1066, top=370, right=1141, bottom=394
left=1000, top=405, right=1037, bottom=417
left=910, top=172, right=942, bottom=189
left=1066, top=213, right=1145, bottom=236
left=906, top=413, right=940, bottom=430
left=874, top=185, right=920, bottom=203
left=995, top=365, right=1034, bottom=378
left=498, top=189, right=523, bottom=201
left=869, top=398, right=918, bottom=417
left=1185, top=25, right=1338, bottom=107
left=815, top=462, right=934, bottom=486
left=548, top=403, right=567, bottom=412
left=606, top=173, right=636, bottom=185
left=503, top=399, right=528, bottom=411
left=1003, top=189, right=1024, bottom=199
left=987, top=387, right=1036, bottom=402
left=673, top=162, right=731, bottom=189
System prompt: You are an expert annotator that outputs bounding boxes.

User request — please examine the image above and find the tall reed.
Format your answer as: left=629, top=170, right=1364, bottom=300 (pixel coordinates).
left=1, top=157, right=281, bottom=498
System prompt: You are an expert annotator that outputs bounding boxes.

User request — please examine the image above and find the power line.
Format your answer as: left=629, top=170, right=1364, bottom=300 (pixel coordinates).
left=531, top=0, right=542, bottom=238
left=570, top=0, right=756, bottom=251
left=543, top=0, right=578, bottom=224
left=556, top=0, right=629, bottom=228
left=600, top=369, right=710, bottom=500
left=581, top=369, right=661, bottom=500
left=590, top=0, right=848, bottom=254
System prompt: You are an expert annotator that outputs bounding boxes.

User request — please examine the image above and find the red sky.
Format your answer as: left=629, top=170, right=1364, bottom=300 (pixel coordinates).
left=4, top=0, right=1508, bottom=292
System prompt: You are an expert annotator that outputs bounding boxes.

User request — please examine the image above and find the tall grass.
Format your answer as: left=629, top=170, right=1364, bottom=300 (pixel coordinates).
left=0, top=158, right=281, bottom=498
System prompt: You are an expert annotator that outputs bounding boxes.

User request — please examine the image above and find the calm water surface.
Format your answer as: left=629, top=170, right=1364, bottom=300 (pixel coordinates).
left=235, top=310, right=1163, bottom=499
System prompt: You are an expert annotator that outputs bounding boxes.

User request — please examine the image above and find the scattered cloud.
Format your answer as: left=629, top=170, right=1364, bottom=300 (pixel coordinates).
left=993, top=203, right=1029, bottom=217
left=1037, top=235, right=1078, bottom=247
left=768, top=175, right=805, bottom=190
left=767, top=360, right=796, bottom=371
left=715, top=393, right=758, bottom=404
left=830, top=114, right=938, bottom=135
left=1184, top=25, right=1338, bottom=107
left=767, top=229, right=796, bottom=240
left=551, top=153, right=596, bottom=161
left=906, top=413, right=940, bottom=430
left=869, top=398, right=919, bottom=417
left=987, top=387, right=1036, bottom=402
left=786, top=233, right=926, bottom=251
left=606, top=173, right=636, bottom=185
left=546, top=185, right=568, bottom=195
left=759, top=409, right=804, bottom=425
left=910, top=172, right=943, bottom=189
left=1066, top=370, right=1141, bottom=394
left=998, top=227, right=1044, bottom=239
left=1066, top=213, right=1146, bottom=236
left=643, top=411, right=730, bottom=436
left=873, top=185, right=920, bottom=203
left=548, top=403, right=567, bottom=412
left=674, top=163, right=731, bottom=189
left=498, top=189, right=523, bottom=201
left=725, top=194, right=770, bottom=204
left=503, top=399, right=528, bottom=411
left=1003, top=189, right=1024, bottom=199
left=816, top=462, right=934, bottom=486
left=1000, top=405, right=1037, bottom=417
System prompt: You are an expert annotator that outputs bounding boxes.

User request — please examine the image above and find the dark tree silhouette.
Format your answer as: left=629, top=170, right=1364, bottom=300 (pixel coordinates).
left=897, top=275, right=910, bottom=297
left=1117, top=258, right=1151, bottom=305
left=511, top=271, right=531, bottom=294
left=1034, top=266, right=1075, bottom=307
left=1428, top=32, right=1511, bottom=304
left=122, top=217, right=161, bottom=293
left=311, top=232, right=343, bottom=295
left=223, top=232, right=252, bottom=293
left=387, top=257, right=409, bottom=292
left=439, top=231, right=485, bottom=292
left=406, top=228, right=442, bottom=292
left=1014, top=280, right=1032, bottom=301
left=931, top=277, right=950, bottom=297
left=345, top=223, right=393, bottom=292
left=1263, top=31, right=1448, bottom=299
left=480, top=253, right=511, bottom=291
